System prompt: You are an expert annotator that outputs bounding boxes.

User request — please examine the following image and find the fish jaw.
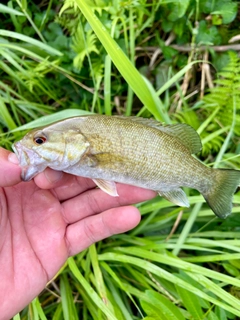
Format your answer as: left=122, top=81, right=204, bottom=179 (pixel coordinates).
left=21, top=164, right=47, bottom=181
left=12, top=142, right=48, bottom=181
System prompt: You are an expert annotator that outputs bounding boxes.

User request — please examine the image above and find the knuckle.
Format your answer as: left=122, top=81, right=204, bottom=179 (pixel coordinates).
left=83, top=219, right=97, bottom=244
left=85, top=192, right=101, bottom=214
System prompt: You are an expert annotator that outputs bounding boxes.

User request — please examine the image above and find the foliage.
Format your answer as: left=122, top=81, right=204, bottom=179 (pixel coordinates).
left=175, top=52, right=240, bottom=161
left=1, top=0, right=240, bottom=319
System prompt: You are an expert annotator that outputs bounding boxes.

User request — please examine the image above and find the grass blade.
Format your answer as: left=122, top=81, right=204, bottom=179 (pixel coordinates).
left=9, top=109, right=93, bottom=133
left=60, top=273, right=78, bottom=320
left=68, top=257, right=118, bottom=320
left=0, top=3, right=24, bottom=15
left=73, top=0, right=169, bottom=122
left=0, top=30, right=62, bottom=56
left=141, top=290, right=185, bottom=320
left=176, top=286, right=204, bottom=319
left=89, top=244, right=113, bottom=311
left=99, top=254, right=240, bottom=316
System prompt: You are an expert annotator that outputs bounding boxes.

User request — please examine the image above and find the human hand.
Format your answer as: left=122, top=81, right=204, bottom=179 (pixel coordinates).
left=0, top=147, right=155, bottom=319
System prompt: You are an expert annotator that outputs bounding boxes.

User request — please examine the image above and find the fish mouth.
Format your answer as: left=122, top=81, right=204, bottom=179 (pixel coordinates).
left=12, top=142, right=47, bottom=181
left=12, top=142, right=32, bottom=167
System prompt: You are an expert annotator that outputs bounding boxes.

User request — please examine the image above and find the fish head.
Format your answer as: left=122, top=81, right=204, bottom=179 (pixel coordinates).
left=13, top=126, right=90, bottom=181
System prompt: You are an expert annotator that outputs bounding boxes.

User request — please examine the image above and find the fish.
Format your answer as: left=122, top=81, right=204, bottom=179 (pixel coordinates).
left=12, top=115, right=240, bottom=218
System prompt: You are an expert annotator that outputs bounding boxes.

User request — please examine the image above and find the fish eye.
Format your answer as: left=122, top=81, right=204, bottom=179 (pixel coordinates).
left=34, top=136, right=47, bottom=145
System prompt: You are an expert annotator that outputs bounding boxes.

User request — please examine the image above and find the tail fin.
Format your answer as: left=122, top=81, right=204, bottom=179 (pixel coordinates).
left=202, top=169, right=240, bottom=218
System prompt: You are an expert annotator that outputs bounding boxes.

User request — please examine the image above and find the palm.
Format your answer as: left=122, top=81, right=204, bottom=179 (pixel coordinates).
left=1, top=180, right=67, bottom=313
left=0, top=151, right=155, bottom=319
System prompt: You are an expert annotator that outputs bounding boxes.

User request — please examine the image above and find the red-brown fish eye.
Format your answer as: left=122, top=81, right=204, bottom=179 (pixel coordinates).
left=34, top=136, right=47, bottom=145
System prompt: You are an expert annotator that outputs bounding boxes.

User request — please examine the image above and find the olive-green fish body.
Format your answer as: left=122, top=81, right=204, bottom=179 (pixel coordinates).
left=13, top=115, right=240, bottom=218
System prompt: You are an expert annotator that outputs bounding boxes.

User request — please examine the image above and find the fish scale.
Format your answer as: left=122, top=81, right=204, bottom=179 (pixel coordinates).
left=13, top=115, right=240, bottom=218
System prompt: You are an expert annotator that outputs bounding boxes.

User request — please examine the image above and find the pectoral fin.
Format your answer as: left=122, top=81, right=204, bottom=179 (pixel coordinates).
left=93, top=179, right=119, bottom=197
left=158, top=189, right=189, bottom=207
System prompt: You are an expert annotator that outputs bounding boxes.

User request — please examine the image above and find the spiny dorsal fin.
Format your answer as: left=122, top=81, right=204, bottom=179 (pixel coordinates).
left=116, top=116, right=202, bottom=154
left=159, top=123, right=202, bottom=154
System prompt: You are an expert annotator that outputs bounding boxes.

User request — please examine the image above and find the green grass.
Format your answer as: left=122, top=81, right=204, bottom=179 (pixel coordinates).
left=2, top=0, right=240, bottom=319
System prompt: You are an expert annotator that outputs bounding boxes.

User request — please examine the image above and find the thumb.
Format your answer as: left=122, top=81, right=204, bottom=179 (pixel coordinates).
left=0, top=148, right=22, bottom=187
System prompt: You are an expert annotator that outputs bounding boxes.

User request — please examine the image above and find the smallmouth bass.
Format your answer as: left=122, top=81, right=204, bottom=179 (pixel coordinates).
left=13, top=115, right=240, bottom=218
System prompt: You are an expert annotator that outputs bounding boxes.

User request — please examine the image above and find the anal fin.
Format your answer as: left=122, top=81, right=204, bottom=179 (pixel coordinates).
left=93, top=178, right=119, bottom=197
left=158, top=189, right=189, bottom=207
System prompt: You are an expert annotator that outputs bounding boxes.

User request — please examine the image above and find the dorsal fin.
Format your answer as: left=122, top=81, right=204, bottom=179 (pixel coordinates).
left=115, top=116, right=202, bottom=154
left=159, top=123, right=202, bottom=154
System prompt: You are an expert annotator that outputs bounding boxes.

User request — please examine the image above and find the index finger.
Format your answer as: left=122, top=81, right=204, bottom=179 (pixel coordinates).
left=34, top=168, right=97, bottom=200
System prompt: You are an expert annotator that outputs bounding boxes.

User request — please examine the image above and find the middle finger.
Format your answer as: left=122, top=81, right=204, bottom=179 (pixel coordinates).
left=61, top=184, right=156, bottom=224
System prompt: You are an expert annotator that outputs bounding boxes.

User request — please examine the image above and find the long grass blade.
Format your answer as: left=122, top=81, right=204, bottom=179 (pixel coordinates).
left=68, top=257, right=118, bottom=320
left=73, top=0, right=169, bottom=122
left=9, top=109, right=93, bottom=132
left=99, top=252, right=240, bottom=316
left=0, top=3, right=24, bottom=15
left=0, top=30, right=62, bottom=56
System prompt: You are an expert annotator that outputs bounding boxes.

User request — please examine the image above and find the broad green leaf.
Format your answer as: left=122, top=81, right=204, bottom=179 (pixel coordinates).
left=200, top=0, right=215, bottom=13
left=141, top=300, right=168, bottom=320
left=196, top=21, right=221, bottom=45
left=142, top=290, right=185, bottom=320
left=207, top=311, right=220, bottom=320
left=176, top=286, right=204, bottom=319
left=212, top=1, right=237, bottom=24
left=222, top=262, right=240, bottom=277
left=214, top=306, right=229, bottom=320
left=168, top=0, right=190, bottom=21
left=176, top=271, right=210, bottom=309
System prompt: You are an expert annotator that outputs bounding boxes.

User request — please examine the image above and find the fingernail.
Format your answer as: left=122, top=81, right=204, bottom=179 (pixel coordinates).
left=8, top=153, right=19, bottom=164
left=45, top=169, right=63, bottom=183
